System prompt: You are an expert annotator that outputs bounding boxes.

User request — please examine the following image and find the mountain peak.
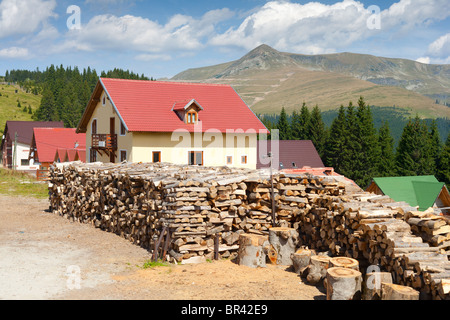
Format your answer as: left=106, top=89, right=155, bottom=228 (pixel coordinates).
left=214, top=44, right=295, bottom=78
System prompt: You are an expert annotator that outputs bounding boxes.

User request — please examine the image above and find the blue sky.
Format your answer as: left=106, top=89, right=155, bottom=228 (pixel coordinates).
left=0, top=0, right=449, bottom=79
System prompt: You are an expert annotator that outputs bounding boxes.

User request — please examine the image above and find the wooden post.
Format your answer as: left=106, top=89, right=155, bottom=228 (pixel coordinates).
left=214, top=233, right=220, bottom=261
left=326, top=267, right=362, bottom=300
left=153, top=226, right=166, bottom=262
left=162, top=229, right=171, bottom=262
left=381, top=283, right=420, bottom=300
left=237, top=233, right=269, bottom=268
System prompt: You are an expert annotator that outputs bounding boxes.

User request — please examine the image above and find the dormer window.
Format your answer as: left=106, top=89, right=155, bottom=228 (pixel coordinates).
left=172, top=99, right=204, bottom=125
left=187, top=111, right=197, bottom=124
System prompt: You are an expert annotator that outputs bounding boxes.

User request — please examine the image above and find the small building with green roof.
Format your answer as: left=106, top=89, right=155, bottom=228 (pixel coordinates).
left=366, top=176, right=450, bottom=215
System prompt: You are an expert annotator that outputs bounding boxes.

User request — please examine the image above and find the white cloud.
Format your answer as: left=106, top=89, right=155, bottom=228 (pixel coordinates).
left=61, top=8, right=234, bottom=59
left=0, top=46, right=30, bottom=58
left=0, top=0, right=57, bottom=38
left=416, top=57, right=430, bottom=64
left=209, top=0, right=450, bottom=55
left=427, top=33, right=450, bottom=58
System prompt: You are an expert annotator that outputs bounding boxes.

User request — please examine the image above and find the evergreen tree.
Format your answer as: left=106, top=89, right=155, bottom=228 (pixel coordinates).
left=377, top=121, right=396, bottom=177
left=428, top=119, right=442, bottom=175
left=340, top=102, right=359, bottom=181
left=396, top=116, right=434, bottom=176
left=259, top=115, right=274, bottom=140
left=307, top=105, right=327, bottom=158
left=296, top=103, right=310, bottom=140
left=324, top=105, right=347, bottom=172
left=277, top=107, right=291, bottom=140
left=437, top=133, right=450, bottom=187
left=290, top=109, right=302, bottom=140
left=352, top=97, right=380, bottom=187
left=33, top=87, right=58, bottom=122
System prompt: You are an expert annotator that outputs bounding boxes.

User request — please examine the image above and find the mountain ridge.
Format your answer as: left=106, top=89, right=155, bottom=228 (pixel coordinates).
left=172, top=45, right=450, bottom=118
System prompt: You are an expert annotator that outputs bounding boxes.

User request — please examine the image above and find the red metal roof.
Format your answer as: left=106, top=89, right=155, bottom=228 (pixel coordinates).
left=100, top=78, right=269, bottom=133
left=33, top=128, right=86, bottom=163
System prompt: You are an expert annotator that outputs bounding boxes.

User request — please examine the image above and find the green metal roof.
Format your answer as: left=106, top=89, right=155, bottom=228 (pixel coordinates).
left=372, top=176, right=445, bottom=211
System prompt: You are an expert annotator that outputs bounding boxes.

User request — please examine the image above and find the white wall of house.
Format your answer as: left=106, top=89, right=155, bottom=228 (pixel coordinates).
left=12, top=142, right=39, bottom=171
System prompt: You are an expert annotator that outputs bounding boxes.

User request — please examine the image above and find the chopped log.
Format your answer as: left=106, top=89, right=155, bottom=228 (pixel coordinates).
left=237, top=233, right=269, bottom=268
left=381, top=283, right=420, bottom=300
left=268, top=227, right=299, bottom=266
left=362, top=272, right=393, bottom=300
left=438, top=279, right=450, bottom=296
left=326, top=267, right=362, bottom=300
left=306, top=255, right=331, bottom=285
left=291, top=248, right=312, bottom=276
left=329, top=257, right=359, bottom=271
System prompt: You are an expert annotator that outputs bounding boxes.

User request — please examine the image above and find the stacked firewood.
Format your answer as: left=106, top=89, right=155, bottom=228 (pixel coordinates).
left=405, top=209, right=450, bottom=247
left=48, top=161, right=450, bottom=299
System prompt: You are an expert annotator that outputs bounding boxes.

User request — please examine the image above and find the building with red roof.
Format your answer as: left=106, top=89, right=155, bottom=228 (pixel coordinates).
left=77, top=78, right=268, bottom=168
left=1, top=121, right=64, bottom=172
left=29, top=128, right=86, bottom=171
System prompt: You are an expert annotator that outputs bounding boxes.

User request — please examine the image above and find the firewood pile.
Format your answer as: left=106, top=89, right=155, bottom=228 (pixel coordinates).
left=48, top=161, right=450, bottom=299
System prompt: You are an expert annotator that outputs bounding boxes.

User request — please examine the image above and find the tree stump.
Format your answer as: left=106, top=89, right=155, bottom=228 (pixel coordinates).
left=237, top=233, right=269, bottom=268
left=326, top=267, right=362, bottom=300
left=291, top=248, right=312, bottom=276
left=268, top=227, right=299, bottom=266
left=306, top=255, right=331, bottom=285
left=362, top=272, right=393, bottom=300
left=329, top=257, right=359, bottom=271
left=381, top=283, right=420, bottom=300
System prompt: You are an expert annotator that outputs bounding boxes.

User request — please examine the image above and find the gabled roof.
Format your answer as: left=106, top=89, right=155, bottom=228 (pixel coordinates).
left=369, top=176, right=448, bottom=211
left=32, top=128, right=86, bottom=163
left=54, top=148, right=68, bottom=162
left=257, top=140, right=325, bottom=170
left=1, top=121, right=64, bottom=147
left=77, top=78, right=269, bottom=134
left=172, top=99, right=204, bottom=112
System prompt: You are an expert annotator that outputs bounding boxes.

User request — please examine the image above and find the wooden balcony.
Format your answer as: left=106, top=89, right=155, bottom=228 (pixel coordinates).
left=92, top=134, right=117, bottom=150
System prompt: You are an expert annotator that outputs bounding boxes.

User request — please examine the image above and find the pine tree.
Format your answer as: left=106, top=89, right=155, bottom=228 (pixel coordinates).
left=340, top=102, right=359, bottom=181
left=290, top=110, right=302, bottom=140
left=324, top=105, right=347, bottom=172
left=437, top=133, right=450, bottom=187
left=352, top=97, right=380, bottom=187
left=33, top=87, right=58, bottom=122
left=277, top=107, right=291, bottom=140
left=396, top=116, right=434, bottom=176
left=377, top=121, right=396, bottom=177
left=298, top=103, right=310, bottom=140
left=307, top=105, right=327, bottom=158
left=428, top=119, right=442, bottom=175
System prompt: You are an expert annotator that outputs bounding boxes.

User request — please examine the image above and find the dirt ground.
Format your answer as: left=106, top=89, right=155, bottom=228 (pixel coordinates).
left=0, top=195, right=325, bottom=301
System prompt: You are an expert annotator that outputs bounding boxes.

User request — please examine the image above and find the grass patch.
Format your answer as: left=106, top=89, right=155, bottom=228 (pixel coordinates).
left=0, top=84, right=41, bottom=135
left=141, top=259, right=171, bottom=269
left=0, top=168, right=48, bottom=199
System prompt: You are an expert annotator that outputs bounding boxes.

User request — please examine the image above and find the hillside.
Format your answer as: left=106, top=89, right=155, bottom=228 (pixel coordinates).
left=172, top=45, right=450, bottom=118
left=0, top=83, right=41, bottom=134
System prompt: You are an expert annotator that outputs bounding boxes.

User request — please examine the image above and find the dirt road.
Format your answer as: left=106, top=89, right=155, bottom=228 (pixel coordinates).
left=0, top=195, right=325, bottom=300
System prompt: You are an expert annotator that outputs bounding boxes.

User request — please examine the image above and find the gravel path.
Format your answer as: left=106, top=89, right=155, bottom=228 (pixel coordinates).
left=0, top=195, right=325, bottom=300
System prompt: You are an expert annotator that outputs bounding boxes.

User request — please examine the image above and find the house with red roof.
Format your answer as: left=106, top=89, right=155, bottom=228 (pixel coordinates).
left=1, top=121, right=64, bottom=172
left=76, top=78, right=269, bottom=168
left=29, top=128, right=86, bottom=171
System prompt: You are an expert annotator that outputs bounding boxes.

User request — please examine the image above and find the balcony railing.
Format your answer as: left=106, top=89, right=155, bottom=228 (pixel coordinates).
left=92, top=134, right=118, bottom=150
